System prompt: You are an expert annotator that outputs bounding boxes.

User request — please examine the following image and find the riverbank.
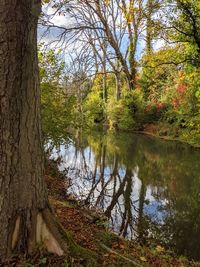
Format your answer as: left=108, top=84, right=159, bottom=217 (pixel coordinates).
left=7, top=158, right=200, bottom=267
left=136, top=123, right=200, bottom=149
left=92, top=120, right=200, bottom=149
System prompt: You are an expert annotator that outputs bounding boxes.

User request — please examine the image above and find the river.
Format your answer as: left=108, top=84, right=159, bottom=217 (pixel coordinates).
left=48, top=129, right=200, bottom=260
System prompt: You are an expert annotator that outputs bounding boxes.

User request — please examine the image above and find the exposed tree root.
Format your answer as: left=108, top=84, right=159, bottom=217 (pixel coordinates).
left=36, top=211, right=64, bottom=256
left=11, top=217, right=21, bottom=251
left=5, top=207, right=97, bottom=266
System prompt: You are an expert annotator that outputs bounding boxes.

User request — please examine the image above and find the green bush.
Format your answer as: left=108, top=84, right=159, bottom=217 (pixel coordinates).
left=106, top=97, right=135, bottom=130
left=106, top=90, right=144, bottom=130
left=179, top=114, right=200, bottom=144
left=83, top=91, right=105, bottom=126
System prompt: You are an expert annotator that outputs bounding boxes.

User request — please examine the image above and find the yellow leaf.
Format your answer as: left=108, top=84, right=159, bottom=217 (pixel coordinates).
left=140, top=256, right=147, bottom=262
left=156, top=245, right=165, bottom=253
left=104, top=0, right=110, bottom=6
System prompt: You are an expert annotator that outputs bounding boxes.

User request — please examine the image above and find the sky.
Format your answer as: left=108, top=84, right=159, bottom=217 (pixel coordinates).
left=38, top=2, right=165, bottom=75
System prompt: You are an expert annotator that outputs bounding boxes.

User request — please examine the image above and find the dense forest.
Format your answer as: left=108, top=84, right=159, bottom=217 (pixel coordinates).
left=40, top=0, right=200, bottom=145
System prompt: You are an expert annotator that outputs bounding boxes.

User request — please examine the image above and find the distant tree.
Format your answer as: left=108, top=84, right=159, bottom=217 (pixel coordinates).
left=41, top=0, right=146, bottom=90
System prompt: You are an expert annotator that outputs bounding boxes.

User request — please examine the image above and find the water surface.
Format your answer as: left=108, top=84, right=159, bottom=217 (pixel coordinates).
left=49, top=130, right=200, bottom=260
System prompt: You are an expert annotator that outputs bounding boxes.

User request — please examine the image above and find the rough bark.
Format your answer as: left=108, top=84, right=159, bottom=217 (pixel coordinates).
left=0, top=0, right=67, bottom=262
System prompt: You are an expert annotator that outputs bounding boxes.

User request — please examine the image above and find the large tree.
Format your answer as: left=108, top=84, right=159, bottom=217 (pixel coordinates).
left=0, top=0, right=67, bottom=262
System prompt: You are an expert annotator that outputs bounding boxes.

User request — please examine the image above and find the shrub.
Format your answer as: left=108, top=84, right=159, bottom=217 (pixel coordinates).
left=106, top=90, right=145, bottom=130
left=83, top=92, right=105, bottom=126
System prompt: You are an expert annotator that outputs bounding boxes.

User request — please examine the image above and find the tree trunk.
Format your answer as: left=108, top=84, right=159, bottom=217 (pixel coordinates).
left=0, top=0, right=67, bottom=262
left=103, top=67, right=107, bottom=102
left=115, top=72, right=121, bottom=101
left=146, top=0, right=153, bottom=54
left=102, top=37, right=108, bottom=102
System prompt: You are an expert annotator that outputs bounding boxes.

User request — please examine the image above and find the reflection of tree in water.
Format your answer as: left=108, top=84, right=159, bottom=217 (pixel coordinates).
left=137, top=178, right=147, bottom=243
left=52, top=130, right=200, bottom=260
left=134, top=136, right=200, bottom=259
left=156, top=176, right=200, bottom=260
left=64, top=132, right=140, bottom=238
left=104, top=167, right=136, bottom=238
